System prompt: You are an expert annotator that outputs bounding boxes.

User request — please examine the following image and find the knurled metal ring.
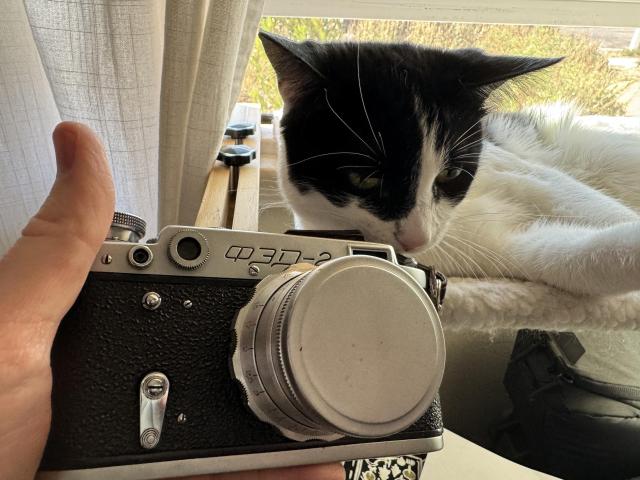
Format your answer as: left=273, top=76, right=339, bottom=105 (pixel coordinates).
left=168, top=230, right=210, bottom=270
left=112, top=212, right=147, bottom=238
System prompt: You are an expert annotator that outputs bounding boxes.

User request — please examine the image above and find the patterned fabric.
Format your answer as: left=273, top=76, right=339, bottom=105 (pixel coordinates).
left=344, top=455, right=426, bottom=480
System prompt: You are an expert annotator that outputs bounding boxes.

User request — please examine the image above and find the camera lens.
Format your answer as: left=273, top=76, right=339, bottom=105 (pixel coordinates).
left=128, top=245, right=153, bottom=269
left=232, top=256, right=445, bottom=442
left=177, top=237, right=201, bottom=261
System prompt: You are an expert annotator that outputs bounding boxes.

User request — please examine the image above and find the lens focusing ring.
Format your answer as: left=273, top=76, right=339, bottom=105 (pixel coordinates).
left=233, top=266, right=340, bottom=442
left=232, top=257, right=445, bottom=442
left=272, top=277, right=330, bottom=429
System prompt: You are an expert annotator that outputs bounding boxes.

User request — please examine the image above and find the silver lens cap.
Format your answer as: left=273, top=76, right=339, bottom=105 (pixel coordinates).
left=232, top=256, right=445, bottom=441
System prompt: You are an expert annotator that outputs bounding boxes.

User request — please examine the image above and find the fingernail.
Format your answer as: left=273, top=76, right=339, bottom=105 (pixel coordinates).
left=53, top=125, right=78, bottom=173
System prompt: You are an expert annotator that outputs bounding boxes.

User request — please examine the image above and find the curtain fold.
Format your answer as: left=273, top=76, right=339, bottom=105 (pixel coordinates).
left=159, top=0, right=263, bottom=227
left=0, top=0, right=264, bottom=255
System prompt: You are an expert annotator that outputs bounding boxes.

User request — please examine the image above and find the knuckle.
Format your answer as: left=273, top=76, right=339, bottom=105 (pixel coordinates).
left=23, top=212, right=105, bottom=257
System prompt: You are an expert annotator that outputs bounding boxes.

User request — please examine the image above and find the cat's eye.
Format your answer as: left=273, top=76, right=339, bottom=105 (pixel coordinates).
left=348, top=171, right=380, bottom=190
left=435, top=167, right=463, bottom=184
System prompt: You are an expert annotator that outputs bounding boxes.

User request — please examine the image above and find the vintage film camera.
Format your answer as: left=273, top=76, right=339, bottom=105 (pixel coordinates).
left=38, top=212, right=446, bottom=479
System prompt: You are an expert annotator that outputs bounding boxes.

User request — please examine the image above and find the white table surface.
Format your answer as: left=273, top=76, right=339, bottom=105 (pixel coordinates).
left=423, top=430, right=560, bottom=479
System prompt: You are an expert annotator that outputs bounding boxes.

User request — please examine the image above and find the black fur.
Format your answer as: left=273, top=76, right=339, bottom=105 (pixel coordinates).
left=260, top=31, right=561, bottom=221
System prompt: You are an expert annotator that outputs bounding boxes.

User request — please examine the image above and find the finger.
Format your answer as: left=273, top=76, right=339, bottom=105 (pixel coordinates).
left=170, top=463, right=345, bottom=480
left=0, top=121, right=115, bottom=367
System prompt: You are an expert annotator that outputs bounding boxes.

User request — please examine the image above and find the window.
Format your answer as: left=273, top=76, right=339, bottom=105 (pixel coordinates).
left=239, top=17, right=640, bottom=117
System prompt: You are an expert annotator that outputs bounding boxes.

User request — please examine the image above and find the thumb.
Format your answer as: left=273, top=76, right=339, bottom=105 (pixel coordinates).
left=0, top=122, right=115, bottom=364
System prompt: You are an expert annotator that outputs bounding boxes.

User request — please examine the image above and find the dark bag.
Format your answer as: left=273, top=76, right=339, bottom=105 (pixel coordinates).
left=495, top=330, right=640, bottom=480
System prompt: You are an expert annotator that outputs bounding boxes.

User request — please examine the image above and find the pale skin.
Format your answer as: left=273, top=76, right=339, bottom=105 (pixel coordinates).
left=0, top=122, right=344, bottom=480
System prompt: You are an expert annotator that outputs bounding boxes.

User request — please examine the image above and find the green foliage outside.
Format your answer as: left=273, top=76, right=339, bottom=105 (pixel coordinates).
left=239, top=18, right=630, bottom=115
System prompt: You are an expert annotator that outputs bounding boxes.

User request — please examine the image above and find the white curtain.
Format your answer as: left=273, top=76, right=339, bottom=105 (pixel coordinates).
left=0, top=0, right=264, bottom=254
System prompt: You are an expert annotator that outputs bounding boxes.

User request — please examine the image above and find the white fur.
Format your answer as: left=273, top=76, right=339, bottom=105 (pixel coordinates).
left=278, top=104, right=640, bottom=296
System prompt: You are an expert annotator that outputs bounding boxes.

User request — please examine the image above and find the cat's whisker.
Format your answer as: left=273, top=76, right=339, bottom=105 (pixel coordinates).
left=449, top=236, right=508, bottom=279
left=357, top=44, right=383, bottom=155
left=288, top=151, right=377, bottom=167
left=450, top=119, right=483, bottom=151
left=457, top=233, right=527, bottom=278
left=324, top=88, right=378, bottom=157
left=456, top=211, right=591, bottom=221
left=430, top=244, right=453, bottom=273
left=448, top=132, right=482, bottom=160
left=436, top=165, right=476, bottom=180
left=447, top=233, right=523, bottom=279
left=429, top=245, right=448, bottom=271
left=454, top=136, right=485, bottom=153
left=458, top=167, right=476, bottom=180
left=378, top=131, right=387, bottom=157
left=360, top=169, right=380, bottom=184
left=441, top=240, right=478, bottom=278
left=453, top=133, right=485, bottom=150
left=439, top=240, right=478, bottom=279
left=336, top=164, right=379, bottom=170
left=435, top=239, right=465, bottom=276
left=441, top=238, right=488, bottom=279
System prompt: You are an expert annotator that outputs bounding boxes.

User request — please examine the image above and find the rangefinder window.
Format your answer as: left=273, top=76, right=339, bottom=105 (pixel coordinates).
left=350, top=248, right=391, bottom=260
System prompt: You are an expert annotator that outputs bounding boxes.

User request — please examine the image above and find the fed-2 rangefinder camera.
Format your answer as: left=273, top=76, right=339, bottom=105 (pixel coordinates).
left=39, top=212, right=446, bottom=479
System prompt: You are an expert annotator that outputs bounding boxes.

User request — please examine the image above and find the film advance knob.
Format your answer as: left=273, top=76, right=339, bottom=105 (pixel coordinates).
left=108, top=212, right=147, bottom=243
left=232, top=256, right=445, bottom=441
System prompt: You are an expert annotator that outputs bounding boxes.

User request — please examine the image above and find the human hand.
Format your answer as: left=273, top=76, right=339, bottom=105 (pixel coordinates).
left=0, top=122, right=343, bottom=480
left=0, top=121, right=115, bottom=480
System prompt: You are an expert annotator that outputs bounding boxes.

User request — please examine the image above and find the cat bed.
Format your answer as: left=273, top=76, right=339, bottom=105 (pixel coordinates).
left=441, top=278, right=640, bottom=332
left=436, top=114, right=640, bottom=333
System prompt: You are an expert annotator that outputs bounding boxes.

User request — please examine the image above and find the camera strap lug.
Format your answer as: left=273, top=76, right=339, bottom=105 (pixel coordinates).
left=139, top=372, right=170, bottom=449
left=397, top=255, right=447, bottom=311
left=427, top=267, right=447, bottom=312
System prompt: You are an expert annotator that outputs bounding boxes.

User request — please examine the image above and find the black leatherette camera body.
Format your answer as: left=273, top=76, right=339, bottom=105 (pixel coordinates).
left=39, top=227, right=443, bottom=476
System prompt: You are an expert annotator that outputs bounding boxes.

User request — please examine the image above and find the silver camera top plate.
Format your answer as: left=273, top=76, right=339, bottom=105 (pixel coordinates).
left=93, top=225, right=400, bottom=283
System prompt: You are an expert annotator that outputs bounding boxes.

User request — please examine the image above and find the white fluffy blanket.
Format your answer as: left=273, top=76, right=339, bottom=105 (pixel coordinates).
left=441, top=278, right=640, bottom=332
left=439, top=115, right=640, bottom=333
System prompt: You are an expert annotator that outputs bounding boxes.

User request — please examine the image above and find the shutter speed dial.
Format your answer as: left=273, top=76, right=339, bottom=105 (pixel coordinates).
left=231, top=256, right=445, bottom=441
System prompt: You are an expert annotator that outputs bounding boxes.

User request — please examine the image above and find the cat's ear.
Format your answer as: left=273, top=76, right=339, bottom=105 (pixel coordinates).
left=259, top=31, right=325, bottom=104
left=456, top=48, right=563, bottom=90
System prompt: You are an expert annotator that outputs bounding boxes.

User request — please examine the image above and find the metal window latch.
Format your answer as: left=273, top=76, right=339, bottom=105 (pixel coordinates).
left=139, top=372, right=169, bottom=449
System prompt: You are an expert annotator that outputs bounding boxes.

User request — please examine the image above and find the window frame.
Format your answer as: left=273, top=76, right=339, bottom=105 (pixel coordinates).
left=263, top=0, right=640, bottom=28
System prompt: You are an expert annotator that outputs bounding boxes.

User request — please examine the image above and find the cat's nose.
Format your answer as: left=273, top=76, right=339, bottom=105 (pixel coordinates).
left=396, top=230, right=428, bottom=252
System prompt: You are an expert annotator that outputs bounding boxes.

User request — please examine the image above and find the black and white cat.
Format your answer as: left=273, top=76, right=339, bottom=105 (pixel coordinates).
left=260, top=32, right=640, bottom=296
